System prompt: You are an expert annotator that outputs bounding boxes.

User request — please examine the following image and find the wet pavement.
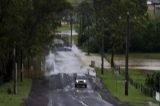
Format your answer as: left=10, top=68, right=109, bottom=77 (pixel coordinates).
left=47, top=74, right=114, bottom=106
left=24, top=45, right=128, bottom=106
left=72, top=45, right=111, bottom=69
left=46, top=48, right=114, bottom=106
left=25, top=43, right=160, bottom=106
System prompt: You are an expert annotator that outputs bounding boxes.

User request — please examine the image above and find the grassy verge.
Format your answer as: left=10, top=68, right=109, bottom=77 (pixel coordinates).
left=106, top=53, right=160, bottom=60
left=67, top=0, right=85, bottom=4
left=96, top=68, right=156, bottom=106
left=57, top=24, right=70, bottom=32
left=128, top=69, right=152, bottom=84
left=0, top=79, right=32, bottom=106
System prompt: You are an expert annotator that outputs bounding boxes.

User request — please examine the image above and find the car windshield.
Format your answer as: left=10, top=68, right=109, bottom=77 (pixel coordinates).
left=77, top=75, right=86, bottom=79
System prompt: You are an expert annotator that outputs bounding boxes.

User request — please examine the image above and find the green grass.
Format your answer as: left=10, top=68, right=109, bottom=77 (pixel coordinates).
left=96, top=68, right=156, bottom=106
left=119, top=69, right=148, bottom=85
left=128, top=69, right=152, bottom=85
left=106, top=53, right=160, bottom=60
left=129, top=53, right=160, bottom=59
left=57, top=24, right=71, bottom=32
left=67, top=0, right=85, bottom=5
left=148, top=6, right=160, bottom=22
left=0, top=79, right=32, bottom=106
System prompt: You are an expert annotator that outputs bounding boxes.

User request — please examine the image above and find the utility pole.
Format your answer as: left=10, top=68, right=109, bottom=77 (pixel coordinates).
left=20, top=49, right=23, bottom=82
left=78, top=14, right=82, bottom=46
left=153, top=3, right=156, bottom=14
left=125, top=12, right=129, bottom=96
left=13, top=42, right=17, bottom=94
left=70, top=12, right=73, bottom=47
left=87, top=26, right=90, bottom=55
left=101, top=33, right=104, bottom=74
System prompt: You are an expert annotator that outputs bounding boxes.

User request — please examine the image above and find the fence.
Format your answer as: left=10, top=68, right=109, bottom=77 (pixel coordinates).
left=129, top=78, right=156, bottom=97
left=105, top=55, right=156, bottom=98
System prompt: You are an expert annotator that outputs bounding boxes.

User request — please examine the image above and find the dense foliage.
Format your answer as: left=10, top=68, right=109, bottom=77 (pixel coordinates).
left=145, top=72, right=160, bottom=92
left=0, top=0, right=70, bottom=81
left=76, top=0, right=160, bottom=54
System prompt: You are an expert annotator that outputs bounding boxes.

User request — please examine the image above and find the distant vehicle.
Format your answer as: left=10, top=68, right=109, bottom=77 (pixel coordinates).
left=75, top=74, right=87, bottom=88
left=64, top=46, right=72, bottom=51
left=68, top=43, right=72, bottom=47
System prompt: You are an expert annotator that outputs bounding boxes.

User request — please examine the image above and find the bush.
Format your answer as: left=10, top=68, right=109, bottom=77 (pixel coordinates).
left=145, top=72, right=160, bottom=92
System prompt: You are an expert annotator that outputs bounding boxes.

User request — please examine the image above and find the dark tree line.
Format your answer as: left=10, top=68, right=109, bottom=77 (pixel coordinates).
left=76, top=0, right=160, bottom=57
left=0, top=0, right=71, bottom=82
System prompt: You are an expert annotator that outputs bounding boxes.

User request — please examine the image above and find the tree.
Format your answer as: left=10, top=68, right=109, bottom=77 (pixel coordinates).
left=0, top=0, right=70, bottom=82
left=145, top=72, right=160, bottom=92
left=100, top=0, right=148, bottom=67
left=76, top=1, right=93, bottom=48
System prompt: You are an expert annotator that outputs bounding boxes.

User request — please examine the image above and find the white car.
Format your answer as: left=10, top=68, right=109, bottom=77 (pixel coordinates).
left=64, top=46, right=72, bottom=51
left=87, top=67, right=96, bottom=77
left=75, top=74, right=87, bottom=88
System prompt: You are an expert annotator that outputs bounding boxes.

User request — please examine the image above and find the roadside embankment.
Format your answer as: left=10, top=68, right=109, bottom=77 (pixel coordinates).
left=96, top=68, right=158, bottom=106
left=0, top=79, right=32, bottom=106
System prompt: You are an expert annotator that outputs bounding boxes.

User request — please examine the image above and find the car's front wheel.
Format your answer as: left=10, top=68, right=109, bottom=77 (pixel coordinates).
left=85, top=85, right=87, bottom=88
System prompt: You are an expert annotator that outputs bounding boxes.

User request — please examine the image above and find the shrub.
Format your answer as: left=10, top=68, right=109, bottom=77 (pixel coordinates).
left=145, top=72, right=160, bottom=92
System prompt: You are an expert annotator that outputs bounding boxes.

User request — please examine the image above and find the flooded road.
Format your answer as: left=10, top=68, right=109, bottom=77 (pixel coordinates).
left=114, top=58, right=160, bottom=71
left=56, top=30, right=78, bottom=36
left=45, top=50, right=87, bottom=76
left=45, top=47, right=115, bottom=106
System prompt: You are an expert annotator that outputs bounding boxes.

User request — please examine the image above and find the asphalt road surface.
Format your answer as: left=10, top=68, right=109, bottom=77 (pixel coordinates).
left=45, top=49, right=114, bottom=106
left=47, top=74, right=114, bottom=106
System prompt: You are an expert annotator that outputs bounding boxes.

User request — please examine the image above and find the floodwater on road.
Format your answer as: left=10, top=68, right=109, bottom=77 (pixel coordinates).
left=44, top=46, right=114, bottom=106
left=71, top=43, right=160, bottom=71
left=56, top=29, right=78, bottom=36
left=44, top=50, right=87, bottom=76
left=47, top=74, right=113, bottom=106
left=114, top=58, right=160, bottom=71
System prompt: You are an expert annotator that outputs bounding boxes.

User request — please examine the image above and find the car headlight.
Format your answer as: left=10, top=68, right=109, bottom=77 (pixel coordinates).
left=76, top=80, right=78, bottom=83
left=84, top=80, right=86, bottom=83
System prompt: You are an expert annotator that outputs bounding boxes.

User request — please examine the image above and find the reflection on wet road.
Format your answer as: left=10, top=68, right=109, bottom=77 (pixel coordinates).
left=45, top=49, right=114, bottom=106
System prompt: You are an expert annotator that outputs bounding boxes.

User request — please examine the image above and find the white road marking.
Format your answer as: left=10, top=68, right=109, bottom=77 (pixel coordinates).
left=61, top=73, right=64, bottom=79
left=79, top=101, right=88, bottom=106
left=48, top=86, right=53, bottom=106
left=71, top=96, right=88, bottom=106
left=48, top=97, right=53, bottom=106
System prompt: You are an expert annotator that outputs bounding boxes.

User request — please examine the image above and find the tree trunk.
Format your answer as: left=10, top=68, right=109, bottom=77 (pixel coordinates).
left=27, top=56, right=30, bottom=78
left=5, top=53, right=13, bottom=81
left=111, top=49, right=114, bottom=67
left=70, top=13, right=72, bottom=46
left=87, top=26, right=90, bottom=55
left=101, top=34, right=104, bottom=74
left=20, top=50, right=23, bottom=82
